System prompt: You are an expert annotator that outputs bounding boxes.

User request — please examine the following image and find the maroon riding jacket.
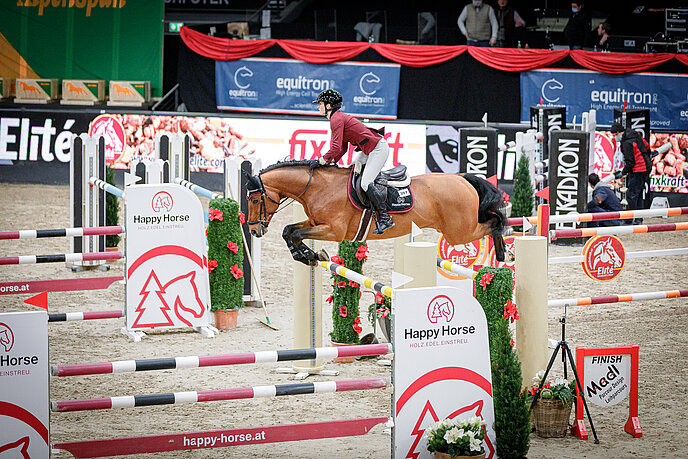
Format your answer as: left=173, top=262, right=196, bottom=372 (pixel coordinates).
left=322, top=111, right=382, bottom=163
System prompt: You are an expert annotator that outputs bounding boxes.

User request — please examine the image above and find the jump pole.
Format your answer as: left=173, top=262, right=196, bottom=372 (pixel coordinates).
left=514, top=235, right=548, bottom=387
left=0, top=251, right=122, bottom=265
left=0, top=276, right=122, bottom=295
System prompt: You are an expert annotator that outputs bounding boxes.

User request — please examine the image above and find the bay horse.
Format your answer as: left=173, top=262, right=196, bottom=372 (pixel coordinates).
left=246, top=160, right=506, bottom=265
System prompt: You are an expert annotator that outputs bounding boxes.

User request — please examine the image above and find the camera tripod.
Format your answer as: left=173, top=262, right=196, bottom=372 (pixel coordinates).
left=529, top=306, right=600, bottom=443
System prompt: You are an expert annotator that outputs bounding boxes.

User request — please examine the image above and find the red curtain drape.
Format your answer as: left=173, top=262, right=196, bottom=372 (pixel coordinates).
left=372, top=43, right=467, bottom=67
left=180, top=27, right=276, bottom=61
left=569, top=50, right=676, bottom=74
left=277, top=40, right=370, bottom=64
left=467, top=47, right=569, bottom=71
left=180, top=26, right=688, bottom=73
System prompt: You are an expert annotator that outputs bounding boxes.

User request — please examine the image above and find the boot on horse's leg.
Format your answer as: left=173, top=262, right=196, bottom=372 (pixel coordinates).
left=365, top=185, right=394, bottom=235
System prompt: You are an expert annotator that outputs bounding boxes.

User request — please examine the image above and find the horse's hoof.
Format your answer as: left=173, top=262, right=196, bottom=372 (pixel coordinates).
left=316, top=249, right=329, bottom=262
left=507, top=251, right=515, bottom=262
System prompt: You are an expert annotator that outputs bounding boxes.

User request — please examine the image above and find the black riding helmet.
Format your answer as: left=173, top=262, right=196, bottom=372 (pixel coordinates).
left=313, top=89, right=342, bottom=113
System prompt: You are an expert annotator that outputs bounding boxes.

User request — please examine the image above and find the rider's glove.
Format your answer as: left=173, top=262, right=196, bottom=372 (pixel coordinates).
left=318, top=157, right=328, bottom=166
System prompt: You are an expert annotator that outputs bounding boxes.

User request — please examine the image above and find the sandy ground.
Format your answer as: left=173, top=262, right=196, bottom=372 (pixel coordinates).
left=1, top=182, right=687, bottom=458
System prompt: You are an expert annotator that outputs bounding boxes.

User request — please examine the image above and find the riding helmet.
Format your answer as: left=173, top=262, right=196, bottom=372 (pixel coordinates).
left=313, top=89, right=342, bottom=110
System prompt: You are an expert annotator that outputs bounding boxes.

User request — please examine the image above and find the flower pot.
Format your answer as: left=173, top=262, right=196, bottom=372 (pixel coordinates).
left=330, top=340, right=356, bottom=363
left=533, top=398, right=573, bottom=437
left=434, top=452, right=486, bottom=459
left=105, top=246, right=119, bottom=252
left=376, top=315, right=391, bottom=342
left=214, top=309, right=238, bottom=330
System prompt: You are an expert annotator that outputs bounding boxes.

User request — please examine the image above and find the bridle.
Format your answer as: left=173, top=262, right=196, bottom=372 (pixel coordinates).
left=246, top=165, right=317, bottom=227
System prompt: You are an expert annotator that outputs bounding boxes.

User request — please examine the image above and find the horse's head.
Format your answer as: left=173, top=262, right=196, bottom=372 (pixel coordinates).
left=246, top=173, right=280, bottom=237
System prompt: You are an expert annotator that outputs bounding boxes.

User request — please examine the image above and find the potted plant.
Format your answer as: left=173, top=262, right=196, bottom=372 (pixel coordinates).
left=367, top=292, right=391, bottom=342
left=326, top=241, right=367, bottom=363
left=105, top=166, right=120, bottom=251
left=525, top=370, right=576, bottom=438
left=207, top=198, right=244, bottom=330
left=425, top=415, right=487, bottom=459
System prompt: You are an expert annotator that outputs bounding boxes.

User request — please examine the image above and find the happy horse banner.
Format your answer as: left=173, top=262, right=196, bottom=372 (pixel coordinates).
left=520, top=69, right=688, bottom=130
left=393, top=286, right=495, bottom=459
left=216, top=58, right=400, bottom=119
left=0, top=311, right=49, bottom=457
left=125, top=184, right=211, bottom=334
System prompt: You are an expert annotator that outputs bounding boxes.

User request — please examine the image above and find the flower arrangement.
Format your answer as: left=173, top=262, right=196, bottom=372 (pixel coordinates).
left=425, top=416, right=487, bottom=457
left=207, top=198, right=244, bottom=311
left=525, top=370, right=576, bottom=407
left=327, top=241, right=368, bottom=344
left=367, top=292, right=390, bottom=325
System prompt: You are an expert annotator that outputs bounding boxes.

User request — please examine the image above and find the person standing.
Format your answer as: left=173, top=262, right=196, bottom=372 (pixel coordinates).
left=610, top=123, right=651, bottom=224
left=593, top=22, right=612, bottom=50
left=495, top=0, right=526, bottom=48
left=458, top=0, right=498, bottom=47
left=563, top=1, right=591, bottom=49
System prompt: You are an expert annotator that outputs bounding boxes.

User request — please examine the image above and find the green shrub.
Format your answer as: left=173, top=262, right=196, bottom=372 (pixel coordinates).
left=207, top=198, right=244, bottom=311
left=105, top=167, right=120, bottom=247
left=327, top=241, right=368, bottom=344
left=511, top=153, right=535, bottom=231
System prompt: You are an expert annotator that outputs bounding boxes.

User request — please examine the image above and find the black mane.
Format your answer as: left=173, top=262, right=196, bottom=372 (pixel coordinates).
left=259, top=159, right=340, bottom=175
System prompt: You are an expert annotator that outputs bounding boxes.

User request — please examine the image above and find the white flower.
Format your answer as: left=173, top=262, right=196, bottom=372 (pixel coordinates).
left=469, top=437, right=483, bottom=452
left=553, top=378, right=568, bottom=388
left=444, top=427, right=463, bottom=444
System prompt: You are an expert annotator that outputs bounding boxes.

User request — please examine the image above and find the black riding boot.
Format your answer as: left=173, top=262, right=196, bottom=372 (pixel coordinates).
left=365, top=186, right=394, bottom=234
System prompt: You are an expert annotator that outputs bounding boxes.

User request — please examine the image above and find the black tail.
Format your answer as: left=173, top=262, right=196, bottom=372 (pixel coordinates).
left=461, top=173, right=506, bottom=262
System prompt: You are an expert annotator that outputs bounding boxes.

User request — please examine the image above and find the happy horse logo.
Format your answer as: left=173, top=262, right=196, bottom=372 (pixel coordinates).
left=234, top=66, right=253, bottom=89
left=359, top=72, right=381, bottom=96
left=151, top=191, right=173, bottom=213
left=0, top=322, right=15, bottom=352
left=427, top=294, right=455, bottom=324
left=583, top=235, right=625, bottom=282
left=541, top=78, right=563, bottom=103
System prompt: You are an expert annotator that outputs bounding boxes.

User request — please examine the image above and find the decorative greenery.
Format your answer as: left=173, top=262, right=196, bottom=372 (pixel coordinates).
left=525, top=370, right=577, bottom=408
left=327, top=241, right=368, bottom=344
left=511, top=153, right=535, bottom=231
left=425, top=415, right=487, bottom=457
left=105, top=166, right=120, bottom=248
left=367, top=292, right=390, bottom=325
left=207, top=198, right=244, bottom=311
left=474, top=266, right=530, bottom=459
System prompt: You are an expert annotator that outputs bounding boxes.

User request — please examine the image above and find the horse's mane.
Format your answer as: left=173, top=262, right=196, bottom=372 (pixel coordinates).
left=259, top=159, right=343, bottom=175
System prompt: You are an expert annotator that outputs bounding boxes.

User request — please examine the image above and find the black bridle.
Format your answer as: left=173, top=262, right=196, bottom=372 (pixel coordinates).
left=246, top=166, right=317, bottom=227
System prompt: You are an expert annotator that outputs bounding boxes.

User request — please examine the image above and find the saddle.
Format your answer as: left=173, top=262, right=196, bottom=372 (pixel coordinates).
left=347, top=163, right=414, bottom=213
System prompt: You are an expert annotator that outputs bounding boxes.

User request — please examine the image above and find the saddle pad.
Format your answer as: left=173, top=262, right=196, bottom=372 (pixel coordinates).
left=347, top=167, right=414, bottom=214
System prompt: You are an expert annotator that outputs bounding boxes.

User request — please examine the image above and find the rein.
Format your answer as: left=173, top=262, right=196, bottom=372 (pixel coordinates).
left=247, top=165, right=317, bottom=226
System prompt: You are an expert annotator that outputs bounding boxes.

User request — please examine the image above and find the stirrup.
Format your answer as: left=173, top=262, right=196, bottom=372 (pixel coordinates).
left=373, top=215, right=394, bottom=234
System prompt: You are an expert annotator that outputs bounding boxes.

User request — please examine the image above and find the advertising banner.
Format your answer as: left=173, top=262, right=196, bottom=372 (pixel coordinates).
left=548, top=130, right=591, bottom=229
left=529, top=105, right=567, bottom=161
left=124, top=184, right=212, bottom=333
left=393, top=287, right=495, bottom=459
left=0, top=311, right=49, bottom=457
left=458, top=128, right=498, bottom=181
left=216, top=58, right=400, bottom=119
left=0, top=109, right=94, bottom=184
left=521, top=69, right=688, bottom=130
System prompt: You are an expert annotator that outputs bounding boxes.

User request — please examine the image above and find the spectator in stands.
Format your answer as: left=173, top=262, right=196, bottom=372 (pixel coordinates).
left=587, top=173, right=622, bottom=227
left=593, top=22, right=612, bottom=50
left=611, top=123, right=651, bottom=225
left=563, top=1, right=591, bottom=49
left=458, top=0, right=498, bottom=47
left=495, top=0, right=526, bottom=48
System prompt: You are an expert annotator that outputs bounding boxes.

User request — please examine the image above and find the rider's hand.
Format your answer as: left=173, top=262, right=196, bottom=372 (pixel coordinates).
left=318, top=157, right=328, bottom=166
left=613, top=170, right=623, bottom=180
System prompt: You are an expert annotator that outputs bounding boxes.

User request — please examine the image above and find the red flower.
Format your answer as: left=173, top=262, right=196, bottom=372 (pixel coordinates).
left=348, top=280, right=359, bottom=288
left=479, top=272, right=495, bottom=290
left=331, top=255, right=344, bottom=265
left=528, top=387, right=537, bottom=396
left=353, top=316, right=361, bottom=325
left=503, top=300, right=520, bottom=323
left=382, top=309, right=390, bottom=317
left=238, top=211, right=245, bottom=225
left=355, top=244, right=369, bottom=261
left=230, top=264, right=243, bottom=279
left=227, top=241, right=239, bottom=254
left=544, top=382, right=551, bottom=388
left=510, top=339, right=515, bottom=347
left=208, top=208, right=223, bottom=221
left=205, top=228, right=208, bottom=237
left=352, top=322, right=362, bottom=334
left=339, top=306, right=347, bottom=317
left=375, top=292, right=385, bottom=304
left=337, top=280, right=346, bottom=288
left=208, top=259, right=217, bottom=273
left=326, top=295, right=334, bottom=304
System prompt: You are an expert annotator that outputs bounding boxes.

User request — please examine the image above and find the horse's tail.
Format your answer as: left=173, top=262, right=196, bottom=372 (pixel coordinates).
left=460, top=173, right=506, bottom=262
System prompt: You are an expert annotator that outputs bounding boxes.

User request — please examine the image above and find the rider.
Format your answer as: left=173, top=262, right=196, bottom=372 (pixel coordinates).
left=313, top=89, right=394, bottom=234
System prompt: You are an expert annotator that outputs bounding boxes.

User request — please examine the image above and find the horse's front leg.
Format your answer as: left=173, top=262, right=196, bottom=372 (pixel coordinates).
left=291, top=224, right=337, bottom=266
left=283, top=221, right=312, bottom=264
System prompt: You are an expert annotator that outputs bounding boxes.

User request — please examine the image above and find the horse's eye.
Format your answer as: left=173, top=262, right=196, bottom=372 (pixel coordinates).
left=252, top=199, right=258, bottom=204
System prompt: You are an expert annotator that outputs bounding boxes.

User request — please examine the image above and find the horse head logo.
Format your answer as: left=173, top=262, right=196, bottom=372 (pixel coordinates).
left=427, top=295, right=455, bottom=324
left=0, top=323, right=14, bottom=352
left=151, top=191, right=173, bottom=213
left=591, top=238, right=622, bottom=270
left=541, top=78, right=563, bottom=103
left=234, top=66, right=253, bottom=89
left=455, top=243, right=478, bottom=258
left=359, top=72, right=381, bottom=96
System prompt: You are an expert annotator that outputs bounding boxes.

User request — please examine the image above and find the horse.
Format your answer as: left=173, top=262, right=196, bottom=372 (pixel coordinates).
left=245, top=160, right=506, bottom=266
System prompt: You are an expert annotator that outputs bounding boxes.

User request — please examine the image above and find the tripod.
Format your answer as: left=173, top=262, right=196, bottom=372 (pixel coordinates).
left=529, top=306, right=600, bottom=443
